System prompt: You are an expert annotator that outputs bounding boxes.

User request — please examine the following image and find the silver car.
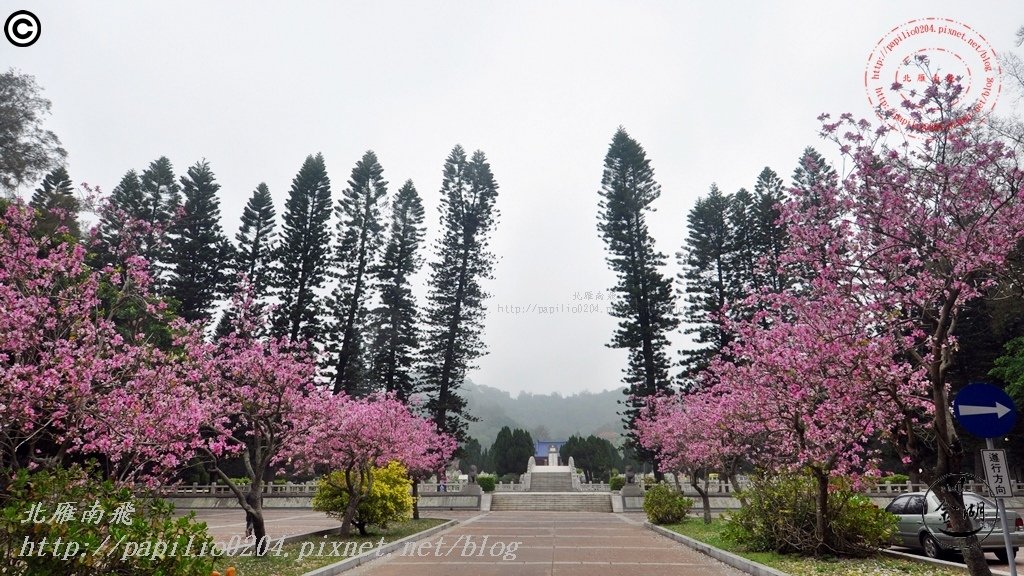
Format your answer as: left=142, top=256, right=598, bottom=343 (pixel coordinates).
left=885, top=491, right=1024, bottom=562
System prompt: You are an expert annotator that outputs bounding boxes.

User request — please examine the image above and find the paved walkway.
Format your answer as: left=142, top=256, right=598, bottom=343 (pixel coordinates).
left=347, top=511, right=744, bottom=576
left=173, top=508, right=480, bottom=542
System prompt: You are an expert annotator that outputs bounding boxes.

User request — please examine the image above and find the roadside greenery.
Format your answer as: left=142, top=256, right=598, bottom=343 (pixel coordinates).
left=666, top=519, right=964, bottom=576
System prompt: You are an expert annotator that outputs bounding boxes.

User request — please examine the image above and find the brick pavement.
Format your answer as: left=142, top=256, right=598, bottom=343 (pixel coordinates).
left=346, top=511, right=744, bottom=576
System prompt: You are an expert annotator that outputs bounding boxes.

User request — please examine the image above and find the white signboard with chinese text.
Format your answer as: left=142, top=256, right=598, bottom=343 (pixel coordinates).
left=982, top=449, right=1014, bottom=498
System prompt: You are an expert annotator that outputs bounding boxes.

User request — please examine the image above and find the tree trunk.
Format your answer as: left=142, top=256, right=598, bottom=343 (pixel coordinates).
left=339, top=485, right=361, bottom=537
left=412, top=478, right=420, bottom=520
left=691, top=471, right=712, bottom=524
left=812, top=469, right=831, bottom=555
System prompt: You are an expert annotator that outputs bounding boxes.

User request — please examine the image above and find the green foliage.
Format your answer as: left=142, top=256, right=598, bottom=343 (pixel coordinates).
left=609, top=476, right=626, bottom=491
left=0, top=465, right=217, bottom=575
left=597, top=128, right=679, bottom=455
left=368, top=180, right=425, bottom=401
left=326, top=151, right=389, bottom=396
left=312, top=461, right=413, bottom=535
left=490, top=426, right=534, bottom=476
left=643, top=483, right=693, bottom=524
left=420, top=146, right=500, bottom=442
left=560, top=434, right=622, bottom=481
left=30, top=165, right=80, bottom=238
left=476, top=475, right=496, bottom=492
left=879, top=474, right=909, bottom=484
left=166, top=159, right=233, bottom=323
left=990, top=336, right=1024, bottom=406
left=272, top=153, right=333, bottom=344
left=724, top=473, right=896, bottom=557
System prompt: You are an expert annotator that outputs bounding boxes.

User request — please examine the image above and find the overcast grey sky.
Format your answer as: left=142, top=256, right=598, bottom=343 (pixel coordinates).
left=5, top=1, right=1023, bottom=395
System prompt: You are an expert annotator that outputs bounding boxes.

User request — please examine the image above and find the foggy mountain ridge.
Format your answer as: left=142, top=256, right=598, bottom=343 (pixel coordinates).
left=462, top=380, right=626, bottom=448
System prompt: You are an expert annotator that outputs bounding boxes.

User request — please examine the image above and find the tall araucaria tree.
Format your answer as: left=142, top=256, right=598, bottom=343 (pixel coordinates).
left=368, top=179, right=426, bottom=401
left=326, top=151, right=388, bottom=396
left=421, top=146, right=500, bottom=442
left=272, top=153, right=333, bottom=344
left=166, top=159, right=234, bottom=323
left=677, top=184, right=733, bottom=382
left=29, top=165, right=79, bottom=238
left=140, top=156, right=183, bottom=288
left=597, top=127, right=679, bottom=472
left=285, top=393, right=455, bottom=536
left=217, top=183, right=277, bottom=337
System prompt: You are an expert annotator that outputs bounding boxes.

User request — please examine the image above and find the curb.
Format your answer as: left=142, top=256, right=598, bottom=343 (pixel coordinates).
left=645, top=522, right=789, bottom=576
left=882, top=548, right=1010, bottom=575
left=301, top=519, right=459, bottom=576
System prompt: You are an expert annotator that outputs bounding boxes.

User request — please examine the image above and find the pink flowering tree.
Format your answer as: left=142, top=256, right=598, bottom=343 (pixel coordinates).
left=186, top=287, right=323, bottom=546
left=636, top=392, right=748, bottom=523
left=0, top=201, right=208, bottom=487
left=285, top=392, right=455, bottom=536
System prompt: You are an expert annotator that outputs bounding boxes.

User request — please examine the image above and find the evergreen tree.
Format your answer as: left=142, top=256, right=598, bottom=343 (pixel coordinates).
left=791, top=146, right=835, bottom=206
left=421, top=146, right=500, bottom=442
left=326, top=151, right=388, bottom=396
left=678, top=184, right=732, bottom=383
left=459, top=437, right=484, bottom=474
left=491, top=426, right=514, bottom=476
left=166, top=160, right=233, bottom=323
left=29, top=165, right=79, bottom=237
left=216, top=182, right=277, bottom=337
left=94, top=170, right=146, bottom=267
left=368, top=180, right=425, bottom=401
left=140, top=156, right=182, bottom=286
left=596, top=128, right=679, bottom=472
left=510, top=429, right=534, bottom=475
left=751, top=167, right=787, bottom=293
left=272, top=153, right=333, bottom=344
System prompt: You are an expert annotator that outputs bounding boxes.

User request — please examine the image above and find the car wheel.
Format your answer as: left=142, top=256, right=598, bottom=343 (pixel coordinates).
left=922, top=533, right=944, bottom=559
left=994, top=547, right=1018, bottom=563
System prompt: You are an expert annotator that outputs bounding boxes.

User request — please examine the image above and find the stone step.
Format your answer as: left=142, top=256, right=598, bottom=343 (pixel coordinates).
left=528, top=472, right=574, bottom=492
left=490, top=492, right=612, bottom=512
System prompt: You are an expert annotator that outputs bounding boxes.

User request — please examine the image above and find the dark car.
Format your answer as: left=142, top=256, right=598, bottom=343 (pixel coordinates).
left=885, top=492, right=1024, bottom=562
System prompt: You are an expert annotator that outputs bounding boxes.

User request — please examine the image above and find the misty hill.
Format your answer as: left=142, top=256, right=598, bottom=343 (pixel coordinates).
left=462, top=380, right=626, bottom=448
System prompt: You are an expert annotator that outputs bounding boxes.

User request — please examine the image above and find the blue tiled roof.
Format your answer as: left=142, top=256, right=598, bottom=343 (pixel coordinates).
left=534, top=440, right=567, bottom=458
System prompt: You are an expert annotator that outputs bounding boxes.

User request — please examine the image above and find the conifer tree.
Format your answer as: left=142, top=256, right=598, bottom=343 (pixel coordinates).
left=596, top=128, right=678, bottom=472
left=94, top=170, right=146, bottom=267
left=326, top=151, right=388, bottom=396
left=139, top=157, right=182, bottom=287
left=421, top=146, right=499, bottom=442
left=166, top=160, right=233, bottom=323
left=751, top=167, right=787, bottom=293
left=678, top=184, right=732, bottom=382
left=216, top=183, right=277, bottom=337
left=791, top=146, right=835, bottom=205
left=272, top=153, right=333, bottom=344
left=29, top=165, right=79, bottom=238
left=368, top=180, right=425, bottom=401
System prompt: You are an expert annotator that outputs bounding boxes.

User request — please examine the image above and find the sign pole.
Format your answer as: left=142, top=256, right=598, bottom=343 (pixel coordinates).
left=987, top=437, right=1018, bottom=576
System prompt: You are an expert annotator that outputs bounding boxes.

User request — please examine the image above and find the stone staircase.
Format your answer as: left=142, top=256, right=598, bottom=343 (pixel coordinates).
left=490, top=492, right=612, bottom=512
left=528, top=471, right=574, bottom=492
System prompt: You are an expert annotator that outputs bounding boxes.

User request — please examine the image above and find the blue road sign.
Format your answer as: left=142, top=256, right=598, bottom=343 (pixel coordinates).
left=953, top=383, right=1018, bottom=438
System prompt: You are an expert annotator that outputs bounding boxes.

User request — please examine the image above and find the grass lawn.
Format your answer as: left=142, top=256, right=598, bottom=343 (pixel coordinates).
left=215, top=518, right=447, bottom=576
left=664, top=519, right=966, bottom=576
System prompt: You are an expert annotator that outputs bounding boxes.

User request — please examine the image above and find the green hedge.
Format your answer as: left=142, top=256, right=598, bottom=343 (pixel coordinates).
left=643, top=483, right=693, bottom=524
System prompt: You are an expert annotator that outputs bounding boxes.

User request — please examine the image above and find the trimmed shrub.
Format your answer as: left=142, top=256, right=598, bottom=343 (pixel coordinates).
left=477, top=474, right=496, bottom=492
left=643, top=483, right=693, bottom=524
left=880, top=473, right=909, bottom=484
left=312, top=461, right=413, bottom=535
left=724, top=473, right=896, bottom=557
left=0, top=465, right=219, bottom=575
left=609, top=476, right=625, bottom=491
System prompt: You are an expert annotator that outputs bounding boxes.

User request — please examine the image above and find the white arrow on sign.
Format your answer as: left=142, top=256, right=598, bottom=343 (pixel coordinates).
left=958, top=402, right=1012, bottom=419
